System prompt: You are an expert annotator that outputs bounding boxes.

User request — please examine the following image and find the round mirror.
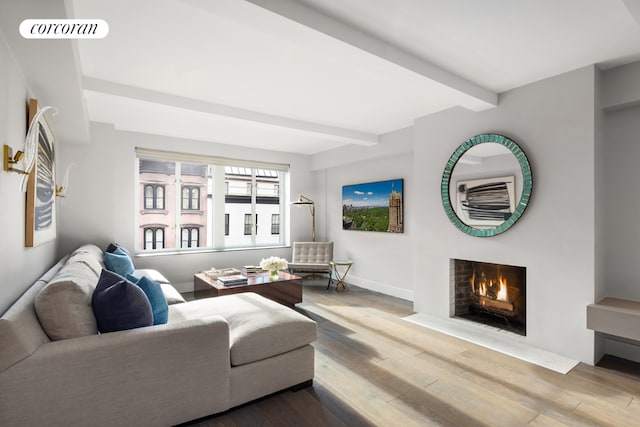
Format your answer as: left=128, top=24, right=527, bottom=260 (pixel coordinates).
left=441, top=134, right=532, bottom=237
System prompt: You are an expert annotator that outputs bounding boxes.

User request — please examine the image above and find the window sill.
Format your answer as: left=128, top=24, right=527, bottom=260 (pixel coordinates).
left=140, top=210, right=169, bottom=215
left=135, top=244, right=291, bottom=258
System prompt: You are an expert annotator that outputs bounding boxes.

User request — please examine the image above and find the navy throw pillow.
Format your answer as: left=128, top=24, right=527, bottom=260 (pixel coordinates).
left=104, top=246, right=135, bottom=277
left=127, top=274, right=169, bottom=325
left=92, top=269, right=153, bottom=333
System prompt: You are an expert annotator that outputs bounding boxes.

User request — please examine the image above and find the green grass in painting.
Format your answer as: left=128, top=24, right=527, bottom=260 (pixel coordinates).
left=343, top=207, right=389, bottom=231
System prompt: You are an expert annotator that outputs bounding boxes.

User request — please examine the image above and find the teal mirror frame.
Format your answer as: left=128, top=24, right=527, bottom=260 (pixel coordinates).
left=441, top=134, right=532, bottom=237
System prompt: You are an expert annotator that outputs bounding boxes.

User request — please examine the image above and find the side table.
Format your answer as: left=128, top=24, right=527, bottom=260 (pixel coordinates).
left=329, top=260, right=353, bottom=291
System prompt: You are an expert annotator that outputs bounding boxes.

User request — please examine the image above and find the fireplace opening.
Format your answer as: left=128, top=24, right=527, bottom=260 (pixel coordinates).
left=452, top=259, right=526, bottom=336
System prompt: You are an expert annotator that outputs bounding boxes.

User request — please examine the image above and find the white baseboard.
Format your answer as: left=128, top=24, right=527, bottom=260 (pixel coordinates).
left=346, top=274, right=413, bottom=302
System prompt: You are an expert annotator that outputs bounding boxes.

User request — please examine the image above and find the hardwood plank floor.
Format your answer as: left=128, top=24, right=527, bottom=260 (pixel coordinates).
left=185, top=280, right=640, bottom=426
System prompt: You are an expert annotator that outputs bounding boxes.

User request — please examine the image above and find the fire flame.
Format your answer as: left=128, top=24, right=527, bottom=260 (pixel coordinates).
left=496, top=275, right=508, bottom=302
left=473, top=272, right=509, bottom=302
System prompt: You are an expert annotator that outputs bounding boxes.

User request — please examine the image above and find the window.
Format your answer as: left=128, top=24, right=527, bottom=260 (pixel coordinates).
left=182, top=186, right=200, bottom=210
left=143, top=227, right=164, bottom=249
left=136, top=149, right=288, bottom=252
left=144, top=184, right=164, bottom=210
left=271, top=214, right=280, bottom=234
left=244, top=214, right=252, bottom=235
left=181, top=227, right=199, bottom=248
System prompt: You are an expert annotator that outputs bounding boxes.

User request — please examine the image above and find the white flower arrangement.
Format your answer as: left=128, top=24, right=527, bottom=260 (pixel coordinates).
left=260, top=256, right=288, bottom=272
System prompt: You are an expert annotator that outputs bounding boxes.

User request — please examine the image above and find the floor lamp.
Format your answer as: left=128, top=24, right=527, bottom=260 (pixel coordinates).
left=291, top=194, right=315, bottom=242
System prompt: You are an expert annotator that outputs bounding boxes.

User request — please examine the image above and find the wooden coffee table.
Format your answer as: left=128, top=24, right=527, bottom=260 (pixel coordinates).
left=193, top=271, right=302, bottom=308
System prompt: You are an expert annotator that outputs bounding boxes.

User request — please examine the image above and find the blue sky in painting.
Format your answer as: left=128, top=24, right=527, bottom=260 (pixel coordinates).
left=342, top=179, right=403, bottom=207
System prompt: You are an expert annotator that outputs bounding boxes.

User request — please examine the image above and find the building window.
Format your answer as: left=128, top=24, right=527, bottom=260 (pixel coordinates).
left=225, top=214, right=230, bottom=236
left=271, top=214, right=280, bottom=234
left=144, top=227, right=164, bottom=249
left=181, top=227, right=199, bottom=248
left=144, top=184, right=164, bottom=210
left=182, top=186, right=200, bottom=210
left=244, top=214, right=252, bottom=235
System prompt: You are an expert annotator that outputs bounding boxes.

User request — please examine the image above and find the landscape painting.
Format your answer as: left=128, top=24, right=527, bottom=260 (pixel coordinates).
left=342, top=178, right=403, bottom=233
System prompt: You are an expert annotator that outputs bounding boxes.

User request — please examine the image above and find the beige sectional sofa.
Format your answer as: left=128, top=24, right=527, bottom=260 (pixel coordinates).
left=0, top=244, right=316, bottom=426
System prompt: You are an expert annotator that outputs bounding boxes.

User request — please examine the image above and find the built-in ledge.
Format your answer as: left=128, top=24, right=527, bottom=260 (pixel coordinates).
left=587, top=297, right=640, bottom=342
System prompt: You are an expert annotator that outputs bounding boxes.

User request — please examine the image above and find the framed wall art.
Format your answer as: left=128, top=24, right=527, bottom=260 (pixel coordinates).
left=342, top=178, right=403, bottom=233
left=25, top=98, right=57, bottom=247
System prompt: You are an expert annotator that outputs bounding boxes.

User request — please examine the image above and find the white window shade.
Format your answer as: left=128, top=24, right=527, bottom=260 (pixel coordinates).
left=135, top=147, right=289, bottom=172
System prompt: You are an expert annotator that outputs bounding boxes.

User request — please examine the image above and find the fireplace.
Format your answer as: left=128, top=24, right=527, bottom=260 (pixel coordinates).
left=451, top=259, right=526, bottom=336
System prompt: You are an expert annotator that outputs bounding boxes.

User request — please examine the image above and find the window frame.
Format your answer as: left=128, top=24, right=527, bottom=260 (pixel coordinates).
left=143, top=227, right=165, bottom=250
left=135, top=148, right=289, bottom=254
left=181, top=185, right=200, bottom=211
left=144, top=184, right=165, bottom=210
left=181, top=226, right=199, bottom=248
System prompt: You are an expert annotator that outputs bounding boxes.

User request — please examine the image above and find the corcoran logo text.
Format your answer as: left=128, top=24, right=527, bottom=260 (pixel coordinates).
left=20, top=19, right=109, bottom=39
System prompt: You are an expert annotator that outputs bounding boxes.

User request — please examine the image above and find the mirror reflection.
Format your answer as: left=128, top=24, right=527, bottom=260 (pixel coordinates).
left=450, top=143, right=523, bottom=228
left=441, top=133, right=532, bottom=237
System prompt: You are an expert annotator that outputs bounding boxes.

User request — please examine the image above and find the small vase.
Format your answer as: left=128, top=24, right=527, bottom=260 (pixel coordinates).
left=269, top=269, right=279, bottom=281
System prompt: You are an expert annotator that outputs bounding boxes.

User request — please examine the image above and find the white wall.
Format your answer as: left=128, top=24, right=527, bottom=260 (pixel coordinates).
left=602, top=104, right=640, bottom=298
left=315, top=127, right=414, bottom=301
left=412, top=66, right=598, bottom=364
left=595, top=61, right=640, bottom=362
left=57, top=123, right=315, bottom=292
left=0, top=29, right=58, bottom=314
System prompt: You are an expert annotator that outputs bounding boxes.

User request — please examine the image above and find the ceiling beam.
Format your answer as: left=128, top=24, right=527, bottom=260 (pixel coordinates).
left=83, top=77, right=379, bottom=146
left=246, top=0, right=498, bottom=111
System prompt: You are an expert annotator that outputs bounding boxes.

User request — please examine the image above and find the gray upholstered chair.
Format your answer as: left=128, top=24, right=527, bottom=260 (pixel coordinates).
left=288, top=242, right=333, bottom=286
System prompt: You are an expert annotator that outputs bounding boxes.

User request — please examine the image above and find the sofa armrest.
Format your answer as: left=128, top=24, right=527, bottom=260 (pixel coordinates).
left=0, top=317, right=230, bottom=427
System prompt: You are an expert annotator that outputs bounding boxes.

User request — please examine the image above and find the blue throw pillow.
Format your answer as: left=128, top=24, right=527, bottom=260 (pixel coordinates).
left=92, top=269, right=153, bottom=333
left=104, top=246, right=135, bottom=277
left=127, top=274, right=169, bottom=325
left=106, top=242, right=130, bottom=257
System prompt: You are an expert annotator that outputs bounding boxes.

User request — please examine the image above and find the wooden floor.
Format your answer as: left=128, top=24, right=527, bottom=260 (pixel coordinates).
left=185, top=280, right=640, bottom=427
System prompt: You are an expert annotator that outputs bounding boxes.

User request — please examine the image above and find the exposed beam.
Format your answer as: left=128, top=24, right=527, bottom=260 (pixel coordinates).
left=246, top=0, right=498, bottom=111
left=83, top=77, right=379, bottom=146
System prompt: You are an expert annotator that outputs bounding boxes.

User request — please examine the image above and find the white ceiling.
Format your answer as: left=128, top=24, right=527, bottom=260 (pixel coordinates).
left=4, top=0, right=640, bottom=154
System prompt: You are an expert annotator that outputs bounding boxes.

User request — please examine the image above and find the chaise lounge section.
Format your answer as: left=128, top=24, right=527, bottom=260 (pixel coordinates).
left=0, top=244, right=316, bottom=426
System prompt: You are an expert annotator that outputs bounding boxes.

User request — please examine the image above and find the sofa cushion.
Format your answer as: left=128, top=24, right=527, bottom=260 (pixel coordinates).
left=131, top=268, right=170, bottom=284
left=126, top=274, right=169, bottom=325
left=35, top=259, right=100, bottom=341
left=168, top=293, right=317, bottom=366
left=67, top=244, right=105, bottom=275
left=160, top=284, right=187, bottom=305
left=130, top=269, right=186, bottom=304
left=92, top=270, right=153, bottom=333
left=104, top=246, right=135, bottom=277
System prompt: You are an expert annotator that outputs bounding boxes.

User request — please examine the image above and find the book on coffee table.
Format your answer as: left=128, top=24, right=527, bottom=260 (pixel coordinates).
left=217, top=274, right=248, bottom=287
